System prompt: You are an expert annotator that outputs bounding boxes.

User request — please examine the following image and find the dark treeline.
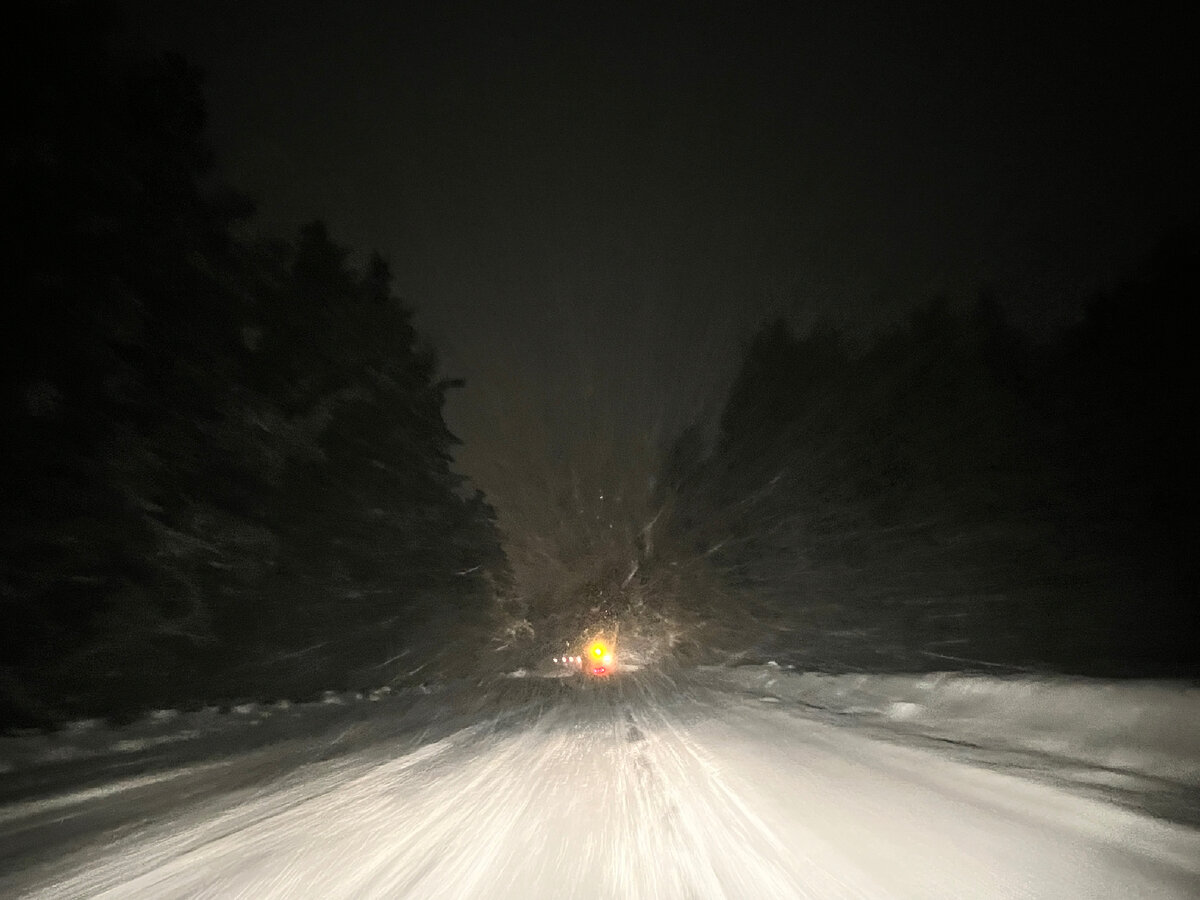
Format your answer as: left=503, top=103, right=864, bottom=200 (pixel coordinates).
left=2, top=5, right=508, bottom=728
left=656, top=235, right=1198, bottom=676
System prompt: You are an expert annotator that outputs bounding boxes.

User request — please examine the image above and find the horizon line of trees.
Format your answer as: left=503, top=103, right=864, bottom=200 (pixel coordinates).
left=2, top=3, right=509, bottom=728
left=653, top=231, right=1198, bottom=676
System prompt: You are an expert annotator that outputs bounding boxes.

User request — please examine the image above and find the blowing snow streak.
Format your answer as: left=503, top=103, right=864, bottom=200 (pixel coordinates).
left=2, top=669, right=1198, bottom=899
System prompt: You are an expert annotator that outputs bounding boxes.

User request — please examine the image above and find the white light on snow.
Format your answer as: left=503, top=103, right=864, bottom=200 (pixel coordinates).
left=19, top=666, right=1200, bottom=898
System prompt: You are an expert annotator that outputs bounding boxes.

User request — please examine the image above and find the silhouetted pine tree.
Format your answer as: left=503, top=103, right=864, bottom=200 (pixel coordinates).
left=1, top=5, right=507, bottom=726
left=657, top=241, right=1198, bottom=675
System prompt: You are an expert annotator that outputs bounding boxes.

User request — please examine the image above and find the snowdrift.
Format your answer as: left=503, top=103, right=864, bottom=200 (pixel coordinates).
left=706, top=665, right=1200, bottom=786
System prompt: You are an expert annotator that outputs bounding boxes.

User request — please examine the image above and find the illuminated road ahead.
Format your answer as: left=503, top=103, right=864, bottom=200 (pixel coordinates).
left=3, top=672, right=1199, bottom=899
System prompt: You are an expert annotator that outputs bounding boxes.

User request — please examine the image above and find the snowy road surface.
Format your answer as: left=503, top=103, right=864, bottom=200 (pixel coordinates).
left=3, top=671, right=1199, bottom=899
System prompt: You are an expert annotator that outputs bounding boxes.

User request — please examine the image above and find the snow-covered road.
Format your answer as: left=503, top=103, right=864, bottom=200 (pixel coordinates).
left=4, top=671, right=1199, bottom=899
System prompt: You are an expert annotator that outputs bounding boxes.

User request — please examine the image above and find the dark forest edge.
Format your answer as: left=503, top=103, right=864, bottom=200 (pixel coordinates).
left=652, top=230, right=1198, bottom=678
left=5, top=3, right=1197, bottom=731
left=3, top=4, right=510, bottom=730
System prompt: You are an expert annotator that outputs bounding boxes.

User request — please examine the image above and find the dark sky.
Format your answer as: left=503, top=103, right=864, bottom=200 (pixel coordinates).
left=121, top=1, right=1195, bottom=538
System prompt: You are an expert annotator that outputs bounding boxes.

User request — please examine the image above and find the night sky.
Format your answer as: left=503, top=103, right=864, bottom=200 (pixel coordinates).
left=121, top=0, right=1195, bottom=535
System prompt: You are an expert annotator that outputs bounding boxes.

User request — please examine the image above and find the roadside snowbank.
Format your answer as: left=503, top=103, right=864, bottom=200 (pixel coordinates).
left=0, top=687, right=412, bottom=776
left=705, top=665, right=1200, bottom=785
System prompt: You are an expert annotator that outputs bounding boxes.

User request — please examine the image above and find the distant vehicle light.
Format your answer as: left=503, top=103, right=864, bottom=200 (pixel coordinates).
left=592, top=666, right=607, bottom=675
left=602, top=654, right=612, bottom=664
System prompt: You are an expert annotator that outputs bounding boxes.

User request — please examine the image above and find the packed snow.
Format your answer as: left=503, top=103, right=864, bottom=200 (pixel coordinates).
left=2, top=667, right=1198, bottom=898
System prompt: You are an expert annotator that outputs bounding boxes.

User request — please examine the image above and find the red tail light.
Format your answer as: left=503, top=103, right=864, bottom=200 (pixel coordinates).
left=592, top=666, right=607, bottom=675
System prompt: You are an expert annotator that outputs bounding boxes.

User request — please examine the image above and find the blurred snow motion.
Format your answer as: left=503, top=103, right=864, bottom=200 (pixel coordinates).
left=3, top=667, right=1199, bottom=899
